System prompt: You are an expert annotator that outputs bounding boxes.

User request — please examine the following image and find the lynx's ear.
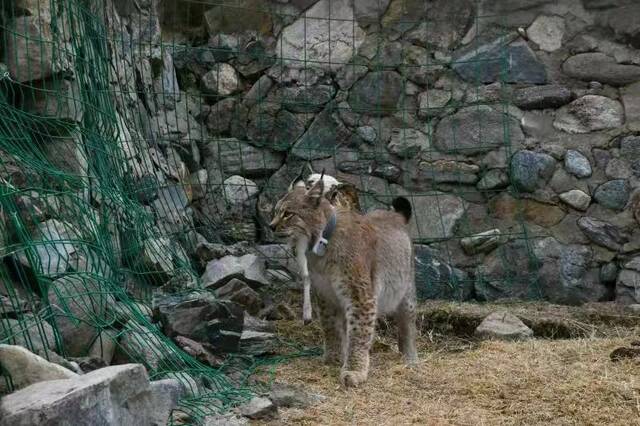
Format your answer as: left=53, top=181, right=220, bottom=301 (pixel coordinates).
left=287, top=166, right=306, bottom=191
left=306, top=169, right=325, bottom=205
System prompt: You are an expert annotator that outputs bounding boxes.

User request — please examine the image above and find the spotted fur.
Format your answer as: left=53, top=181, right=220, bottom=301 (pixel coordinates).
left=270, top=178, right=417, bottom=388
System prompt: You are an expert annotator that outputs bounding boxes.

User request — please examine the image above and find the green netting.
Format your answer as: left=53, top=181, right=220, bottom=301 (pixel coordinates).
left=0, top=0, right=538, bottom=423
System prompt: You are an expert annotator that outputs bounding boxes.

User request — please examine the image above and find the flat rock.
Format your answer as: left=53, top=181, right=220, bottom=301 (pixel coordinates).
left=577, top=216, right=629, bottom=251
left=460, top=229, right=502, bottom=255
left=621, top=82, right=640, bottom=132
left=553, top=95, right=624, bottom=134
left=563, top=52, right=640, bottom=86
left=435, top=105, right=524, bottom=155
left=453, top=36, right=546, bottom=84
left=201, top=254, right=269, bottom=289
left=238, top=396, right=278, bottom=420
left=268, top=383, right=326, bottom=408
left=512, top=84, right=572, bottom=110
left=474, top=312, right=533, bottom=340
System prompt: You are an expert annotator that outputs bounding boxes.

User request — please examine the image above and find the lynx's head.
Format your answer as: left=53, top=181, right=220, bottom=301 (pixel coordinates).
left=269, top=171, right=331, bottom=243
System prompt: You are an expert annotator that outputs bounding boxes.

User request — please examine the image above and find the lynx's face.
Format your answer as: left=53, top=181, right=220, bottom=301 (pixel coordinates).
left=269, top=180, right=328, bottom=242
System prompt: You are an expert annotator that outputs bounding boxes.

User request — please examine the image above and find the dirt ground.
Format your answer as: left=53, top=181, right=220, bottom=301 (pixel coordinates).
left=256, top=302, right=640, bottom=426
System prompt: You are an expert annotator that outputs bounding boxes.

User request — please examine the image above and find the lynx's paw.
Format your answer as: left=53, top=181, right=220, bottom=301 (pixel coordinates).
left=340, top=369, right=367, bottom=388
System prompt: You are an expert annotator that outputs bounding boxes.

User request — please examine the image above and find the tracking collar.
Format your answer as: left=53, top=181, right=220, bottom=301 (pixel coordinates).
left=310, top=209, right=337, bottom=256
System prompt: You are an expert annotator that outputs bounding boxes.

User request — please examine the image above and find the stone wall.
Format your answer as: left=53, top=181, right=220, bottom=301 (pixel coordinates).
left=2, top=0, right=640, bottom=307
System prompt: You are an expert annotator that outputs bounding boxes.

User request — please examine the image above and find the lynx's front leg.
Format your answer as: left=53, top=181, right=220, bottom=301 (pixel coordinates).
left=317, top=297, right=344, bottom=365
left=341, top=280, right=377, bottom=388
left=295, top=237, right=312, bottom=324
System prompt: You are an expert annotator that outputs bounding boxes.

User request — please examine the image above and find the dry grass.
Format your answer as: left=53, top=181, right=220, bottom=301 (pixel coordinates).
left=253, top=304, right=640, bottom=426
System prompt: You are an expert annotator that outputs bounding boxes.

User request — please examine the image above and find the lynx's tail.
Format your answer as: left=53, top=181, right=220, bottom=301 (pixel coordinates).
left=392, top=197, right=412, bottom=223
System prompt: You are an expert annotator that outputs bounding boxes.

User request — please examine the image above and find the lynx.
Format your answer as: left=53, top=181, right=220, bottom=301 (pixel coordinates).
left=270, top=173, right=417, bottom=387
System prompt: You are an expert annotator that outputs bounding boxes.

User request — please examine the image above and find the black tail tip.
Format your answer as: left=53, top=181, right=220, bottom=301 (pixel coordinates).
left=392, top=197, right=412, bottom=223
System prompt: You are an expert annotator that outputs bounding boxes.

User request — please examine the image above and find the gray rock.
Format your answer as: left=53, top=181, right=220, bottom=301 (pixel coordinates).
left=239, top=330, right=279, bottom=356
left=235, top=38, right=276, bottom=78
left=577, top=216, right=630, bottom=251
left=204, top=414, right=248, bottom=426
left=513, top=85, right=572, bottom=110
left=22, top=78, right=83, bottom=124
left=87, top=330, right=118, bottom=366
left=203, top=138, right=284, bottom=178
left=527, top=15, right=565, bottom=52
left=0, top=345, right=77, bottom=393
left=0, top=364, right=178, bottom=426
left=414, top=160, right=479, bottom=185
left=153, top=292, right=244, bottom=353
left=399, top=45, right=445, bottom=86
left=414, top=245, right=471, bottom=300
left=17, top=219, right=80, bottom=277
left=453, top=37, right=547, bottom=84
left=563, top=53, right=640, bottom=86
left=435, top=105, right=525, bottom=155
left=353, top=0, right=391, bottom=24
left=477, top=169, right=509, bottom=190
left=243, top=75, right=274, bottom=108
left=510, top=150, right=556, bottom=193
left=206, top=98, right=237, bottom=134
left=201, top=254, right=269, bottom=289
left=291, top=107, right=350, bottom=160
left=559, top=190, right=591, bottom=211
left=474, top=312, right=533, bottom=340
left=417, top=90, right=451, bottom=118
left=564, top=150, right=592, bottom=178
left=276, top=0, right=365, bottom=71
left=201, top=63, right=241, bottom=96
left=554, top=95, right=624, bottom=133
left=238, top=396, right=278, bottom=420
left=621, top=82, right=640, bottom=132
left=203, top=1, right=272, bottom=35
left=47, top=276, right=112, bottom=357
left=0, top=317, right=56, bottom=353
left=6, top=16, right=53, bottom=83
left=268, top=383, right=326, bottom=408
left=113, top=322, right=171, bottom=370
left=616, top=269, right=640, bottom=304
left=215, top=278, right=262, bottom=315
left=460, top=229, right=501, bottom=255
left=189, top=169, right=208, bottom=201
left=409, top=193, right=466, bottom=241
left=281, top=85, right=336, bottom=113
left=223, top=176, right=259, bottom=205
left=387, top=128, right=430, bottom=158
left=402, top=0, right=474, bottom=50
left=601, top=262, right=619, bottom=284
left=356, top=126, right=377, bottom=143
left=620, top=135, right=640, bottom=160
left=148, top=379, right=185, bottom=426
left=335, top=62, right=368, bottom=90
left=348, top=71, right=403, bottom=116
left=593, top=179, right=630, bottom=211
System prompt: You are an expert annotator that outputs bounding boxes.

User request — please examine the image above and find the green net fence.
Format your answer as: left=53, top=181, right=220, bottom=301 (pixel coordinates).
left=0, top=0, right=538, bottom=422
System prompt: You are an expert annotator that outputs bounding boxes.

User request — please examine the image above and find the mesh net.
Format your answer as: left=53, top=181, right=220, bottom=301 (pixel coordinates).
left=0, top=0, right=535, bottom=422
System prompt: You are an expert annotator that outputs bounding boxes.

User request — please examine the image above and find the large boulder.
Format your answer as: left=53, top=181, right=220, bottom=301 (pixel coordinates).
left=276, top=0, right=366, bottom=71
left=47, top=276, right=113, bottom=357
left=0, top=345, right=77, bottom=393
left=0, top=364, right=181, bottom=426
left=6, top=16, right=54, bottom=83
left=16, top=219, right=80, bottom=277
